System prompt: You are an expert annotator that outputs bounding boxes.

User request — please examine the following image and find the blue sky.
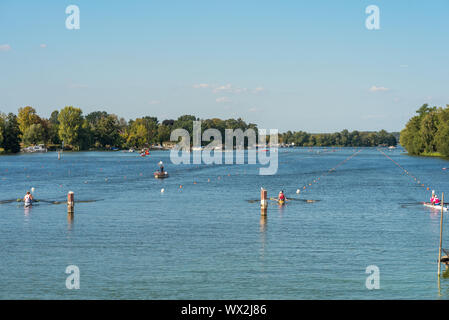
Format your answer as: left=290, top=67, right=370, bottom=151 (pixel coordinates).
left=0, top=0, right=448, bottom=132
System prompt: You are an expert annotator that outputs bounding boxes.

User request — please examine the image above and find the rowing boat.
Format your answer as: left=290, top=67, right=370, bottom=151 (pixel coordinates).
left=154, top=171, right=169, bottom=179
left=423, top=202, right=448, bottom=211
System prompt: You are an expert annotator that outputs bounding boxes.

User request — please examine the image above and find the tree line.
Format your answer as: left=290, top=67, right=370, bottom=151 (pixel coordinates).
left=400, top=104, right=449, bottom=156
left=0, top=105, right=397, bottom=154
left=0, top=106, right=259, bottom=153
left=280, top=129, right=397, bottom=147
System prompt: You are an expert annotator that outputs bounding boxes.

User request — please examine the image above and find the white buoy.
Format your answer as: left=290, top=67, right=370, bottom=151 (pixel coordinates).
left=296, top=189, right=300, bottom=194
left=31, top=187, right=35, bottom=193
left=161, top=188, right=165, bottom=193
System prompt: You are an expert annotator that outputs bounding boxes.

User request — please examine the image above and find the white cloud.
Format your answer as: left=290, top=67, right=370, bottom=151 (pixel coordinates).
left=213, top=84, right=232, bottom=93
left=213, top=84, right=250, bottom=94
left=0, top=44, right=11, bottom=51
left=369, top=86, right=389, bottom=92
left=216, top=97, right=231, bottom=103
left=194, top=82, right=264, bottom=95
left=193, top=83, right=210, bottom=89
left=40, top=44, right=47, bottom=48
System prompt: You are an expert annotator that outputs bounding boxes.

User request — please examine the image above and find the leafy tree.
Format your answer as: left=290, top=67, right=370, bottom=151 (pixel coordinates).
left=17, top=106, right=41, bottom=137
left=58, top=106, right=84, bottom=149
left=157, top=124, right=172, bottom=145
left=0, top=114, right=5, bottom=147
left=1, top=113, right=21, bottom=153
left=22, top=123, right=46, bottom=145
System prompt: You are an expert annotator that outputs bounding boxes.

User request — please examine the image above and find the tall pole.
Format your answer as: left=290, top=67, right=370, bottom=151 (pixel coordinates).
left=438, top=192, right=444, bottom=277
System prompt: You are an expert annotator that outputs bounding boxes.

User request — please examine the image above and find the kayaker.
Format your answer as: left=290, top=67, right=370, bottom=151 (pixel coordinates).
left=23, top=191, right=33, bottom=206
left=278, top=190, right=286, bottom=202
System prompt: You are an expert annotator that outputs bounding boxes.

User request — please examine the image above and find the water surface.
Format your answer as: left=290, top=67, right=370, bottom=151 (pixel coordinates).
left=1, top=147, right=449, bottom=299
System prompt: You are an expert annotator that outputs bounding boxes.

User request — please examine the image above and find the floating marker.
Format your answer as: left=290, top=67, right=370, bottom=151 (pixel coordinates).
left=296, top=189, right=300, bottom=194
left=161, top=188, right=165, bottom=193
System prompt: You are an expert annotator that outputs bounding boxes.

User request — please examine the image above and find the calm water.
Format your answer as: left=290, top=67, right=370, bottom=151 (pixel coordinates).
left=1, top=147, right=449, bottom=299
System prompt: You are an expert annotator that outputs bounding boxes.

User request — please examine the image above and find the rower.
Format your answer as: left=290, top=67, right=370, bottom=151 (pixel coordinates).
left=278, top=190, right=286, bottom=202
left=434, top=194, right=441, bottom=206
left=23, top=191, right=33, bottom=206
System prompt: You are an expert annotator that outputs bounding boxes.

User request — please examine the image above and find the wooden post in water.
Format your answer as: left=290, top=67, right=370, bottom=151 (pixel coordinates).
left=67, top=191, right=74, bottom=214
left=58, top=151, right=61, bottom=160
left=438, top=192, right=444, bottom=277
left=260, top=188, right=267, bottom=216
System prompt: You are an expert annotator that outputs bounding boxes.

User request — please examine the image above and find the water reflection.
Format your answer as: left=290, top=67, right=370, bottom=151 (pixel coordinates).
left=67, top=212, right=74, bottom=233
left=277, top=203, right=285, bottom=216
left=259, top=215, right=267, bottom=259
left=23, top=205, right=32, bottom=221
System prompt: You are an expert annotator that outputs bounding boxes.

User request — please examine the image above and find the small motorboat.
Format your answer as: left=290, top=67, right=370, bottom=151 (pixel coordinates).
left=154, top=171, right=169, bottom=179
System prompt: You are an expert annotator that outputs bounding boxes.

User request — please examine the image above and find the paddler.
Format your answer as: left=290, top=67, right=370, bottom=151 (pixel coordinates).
left=278, top=190, right=286, bottom=202
left=23, top=191, right=33, bottom=206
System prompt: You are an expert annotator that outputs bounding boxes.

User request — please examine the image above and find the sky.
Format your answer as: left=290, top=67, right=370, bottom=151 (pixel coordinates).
left=0, top=0, right=448, bottom=132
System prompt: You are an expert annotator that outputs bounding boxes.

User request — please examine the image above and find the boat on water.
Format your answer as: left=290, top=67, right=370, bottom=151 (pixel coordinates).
left=154, top=171, right=169, bottom=179
left=278, top=200, right=285, bottom=205
left=423, top=202, right=448, bottom=211
left=22, top=144, right=47, bottom=153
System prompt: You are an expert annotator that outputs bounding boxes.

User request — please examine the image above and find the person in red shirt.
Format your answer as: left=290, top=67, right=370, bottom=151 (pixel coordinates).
left=278, top=190, right=286, bottom=202
left=434, top=195, right=441, bottom=206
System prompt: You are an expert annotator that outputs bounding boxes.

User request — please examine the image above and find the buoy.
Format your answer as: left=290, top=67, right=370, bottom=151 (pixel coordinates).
left=161, top=188, right=165, bottom=193
left=179, top=185, right=183, bottom=189
left=296, top=189, right=300, bottom=194
left=31, top=187, right=35, bottom=193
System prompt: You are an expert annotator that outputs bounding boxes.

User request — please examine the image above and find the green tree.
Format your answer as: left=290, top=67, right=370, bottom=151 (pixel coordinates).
left=157, top=124, right=172, bottom=145
left=48, top=110, right=61, bottom=144
left=17, top=106, right=41, bottom=137
left=58, top=106, right=84, bottom=149
left=22, top=123, right=46, bottom=145
left=0, top=114, right=5, bottom=147
left=1, top=113, right=21, bottom=153
left=419, top=111, right=439, bottom=153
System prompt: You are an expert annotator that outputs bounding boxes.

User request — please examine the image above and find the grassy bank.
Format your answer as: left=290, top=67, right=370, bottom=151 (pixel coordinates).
left=420, top=152, right=444, bottom=157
